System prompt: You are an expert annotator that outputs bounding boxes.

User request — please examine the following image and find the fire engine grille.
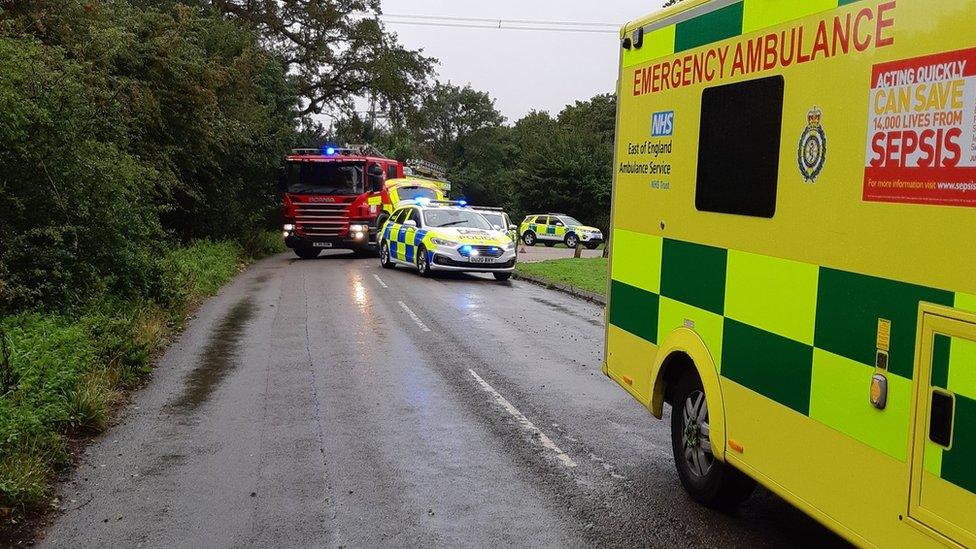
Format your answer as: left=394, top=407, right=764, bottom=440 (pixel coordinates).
left=295, top=202, right=350, bottom=237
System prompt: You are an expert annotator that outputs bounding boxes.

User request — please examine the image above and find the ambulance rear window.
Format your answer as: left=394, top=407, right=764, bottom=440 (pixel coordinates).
left=695, top=75, right=784, bottom=218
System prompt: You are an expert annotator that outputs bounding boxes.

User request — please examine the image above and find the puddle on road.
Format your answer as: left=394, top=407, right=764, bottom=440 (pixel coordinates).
left=173, top=298, right=255, bottom=411
left=531, top=297, right=602, bottom=327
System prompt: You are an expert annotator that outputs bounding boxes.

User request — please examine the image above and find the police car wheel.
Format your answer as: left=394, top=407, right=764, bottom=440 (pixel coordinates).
left=670, top=370, right=756, bottom=509
left=493, top=272, right=511, bottom=281
left=416, top=246, right=432, bottom=277
left=380, top=241, right=394, bottom=269
left=564, top=234, right=579, bottom=249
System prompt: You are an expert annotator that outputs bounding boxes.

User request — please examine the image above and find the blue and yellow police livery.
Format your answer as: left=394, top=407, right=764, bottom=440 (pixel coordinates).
left=379, top=201, right=517, bottom=281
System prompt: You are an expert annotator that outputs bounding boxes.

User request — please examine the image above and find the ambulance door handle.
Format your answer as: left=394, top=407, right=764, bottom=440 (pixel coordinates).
left=929, top=390, right=954, bottom=448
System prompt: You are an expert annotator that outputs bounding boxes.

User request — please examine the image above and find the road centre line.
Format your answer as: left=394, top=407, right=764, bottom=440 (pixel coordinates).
left=372, top=274, right=389, bottom=288
left=397, top=301, right=431, bottom=332
left=468, top=369, right=578, bottom=468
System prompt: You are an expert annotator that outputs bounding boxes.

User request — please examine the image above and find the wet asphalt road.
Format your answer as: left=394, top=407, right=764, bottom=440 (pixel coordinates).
left=39, top=251, right=847, bottom=548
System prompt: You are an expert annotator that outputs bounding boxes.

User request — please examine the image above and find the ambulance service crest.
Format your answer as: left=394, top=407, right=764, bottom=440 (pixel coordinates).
left=797, top=106, right=826, bottom=183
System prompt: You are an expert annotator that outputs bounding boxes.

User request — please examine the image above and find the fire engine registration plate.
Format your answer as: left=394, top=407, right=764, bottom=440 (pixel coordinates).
left=312, top=242, right=333, bottom=248
left=469, top=256, right=496, bottom=264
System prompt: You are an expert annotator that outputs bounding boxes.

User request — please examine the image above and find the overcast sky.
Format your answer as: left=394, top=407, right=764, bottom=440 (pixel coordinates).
left=379, top=0, right=665, bottom=122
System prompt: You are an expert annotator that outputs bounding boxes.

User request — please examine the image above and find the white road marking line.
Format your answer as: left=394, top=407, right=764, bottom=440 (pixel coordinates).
left=398, top=301, right=431, bottom=332
left=372, top=274, right=389, bottom=288
left=468, top=369, right=578, bottom=468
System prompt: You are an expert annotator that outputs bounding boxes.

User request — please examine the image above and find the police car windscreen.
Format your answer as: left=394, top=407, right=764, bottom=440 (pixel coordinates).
left=286, top=161, right=364, bottom=195
left=479, top=212, right=504, bottom=228
left=397, top=187, right=438, bottom=201
left=424, top=210, right=493, bottom=230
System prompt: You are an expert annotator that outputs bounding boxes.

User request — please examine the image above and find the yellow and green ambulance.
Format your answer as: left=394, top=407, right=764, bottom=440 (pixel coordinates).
left=606, top=0, right=976, bottom=546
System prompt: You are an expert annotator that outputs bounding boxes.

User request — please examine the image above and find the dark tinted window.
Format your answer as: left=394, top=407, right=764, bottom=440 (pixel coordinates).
left=406, top=208, right=422, bottom=226
left=386, top=164, right=398, bottom=179
left=695, top=76, right=784, bottom=218
left=535, top=216, right=549, bottom=225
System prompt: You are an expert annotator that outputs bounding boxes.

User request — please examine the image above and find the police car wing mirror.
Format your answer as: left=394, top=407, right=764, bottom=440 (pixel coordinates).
left=509, top=224, right=517, bottom=231
left=403, top=219, right=417, bottom=228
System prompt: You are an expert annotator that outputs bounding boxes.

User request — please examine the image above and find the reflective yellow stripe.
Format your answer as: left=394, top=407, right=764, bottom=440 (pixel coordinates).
left=740, top=0, right=838, bottom=34
left=622, top=25, right=676, bottom=68
left=724, top=249, right=819, bottom=345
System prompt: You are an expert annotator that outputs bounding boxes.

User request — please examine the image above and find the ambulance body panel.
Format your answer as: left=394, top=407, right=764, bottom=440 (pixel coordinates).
left=607, top=1, right=976, bottom=546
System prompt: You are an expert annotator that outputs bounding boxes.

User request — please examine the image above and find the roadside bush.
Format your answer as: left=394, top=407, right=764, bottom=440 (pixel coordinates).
left=0, top=240, right=249, bottom=514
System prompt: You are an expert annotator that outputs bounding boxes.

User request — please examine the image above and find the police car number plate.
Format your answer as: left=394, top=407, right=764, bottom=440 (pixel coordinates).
left=312, top=242, right=333, bottom=248
left=469, top=256, right=496, bottom=264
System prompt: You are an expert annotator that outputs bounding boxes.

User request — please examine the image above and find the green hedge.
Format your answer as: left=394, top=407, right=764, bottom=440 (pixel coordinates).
left=0, top=238, right=274, bottom=514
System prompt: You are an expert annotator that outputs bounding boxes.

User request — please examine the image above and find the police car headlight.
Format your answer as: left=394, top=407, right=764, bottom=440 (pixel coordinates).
left=503, top=241, right=515, bottom=250
left=431, top=238, right=459, bottom=247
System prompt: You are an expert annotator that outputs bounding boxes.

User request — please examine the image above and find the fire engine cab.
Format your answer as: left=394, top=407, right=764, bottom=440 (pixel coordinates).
left=278, top=145, right=403, bottom=259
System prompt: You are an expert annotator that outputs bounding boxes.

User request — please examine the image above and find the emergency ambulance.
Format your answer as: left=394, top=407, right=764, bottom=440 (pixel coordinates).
left=606, top=0, right=975, bottom=546
left=379, top=201, right=517, bottom=280
left=519, top=214, right=605, bottom=249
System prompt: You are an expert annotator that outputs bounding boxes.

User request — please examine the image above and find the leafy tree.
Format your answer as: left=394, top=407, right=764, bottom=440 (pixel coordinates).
left=207, top=0, right=436, bottom=118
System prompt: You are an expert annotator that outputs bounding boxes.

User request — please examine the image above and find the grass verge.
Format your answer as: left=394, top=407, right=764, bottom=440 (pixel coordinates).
left=515, top=257, right=608, bottom=297
left=0, top=232, right=283, bottom=529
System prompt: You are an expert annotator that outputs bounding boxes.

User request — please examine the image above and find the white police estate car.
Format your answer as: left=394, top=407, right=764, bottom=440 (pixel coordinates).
left=379, top=201, right=517, bottom=280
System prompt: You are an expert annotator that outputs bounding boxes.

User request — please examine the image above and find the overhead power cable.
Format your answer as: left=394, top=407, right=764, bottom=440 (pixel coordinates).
left=380, top=13, right=620, bottom=28
left=380, top=19, right=618, bottom=34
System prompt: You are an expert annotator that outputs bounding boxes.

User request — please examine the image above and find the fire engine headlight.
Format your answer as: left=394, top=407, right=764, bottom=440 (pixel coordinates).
left=283, top=224, right=295, bottom=231
left=431, top=238, right=460, bottom=248
left=349, top=223, right=368, bottom=232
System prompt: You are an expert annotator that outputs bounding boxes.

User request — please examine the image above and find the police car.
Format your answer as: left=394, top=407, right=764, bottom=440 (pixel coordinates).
left=519, top=214, right=604, bottom=249
left=468, top=206, right=517, bottom=243
left=379, top=201, right=517, bottom=280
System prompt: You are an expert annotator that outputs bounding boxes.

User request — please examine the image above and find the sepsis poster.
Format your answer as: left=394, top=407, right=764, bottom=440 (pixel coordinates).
left=864, top=47, right=976, bottom=207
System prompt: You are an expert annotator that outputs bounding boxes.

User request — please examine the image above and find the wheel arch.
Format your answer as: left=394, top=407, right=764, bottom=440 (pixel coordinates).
left=649, top=327, right=727, bottom=461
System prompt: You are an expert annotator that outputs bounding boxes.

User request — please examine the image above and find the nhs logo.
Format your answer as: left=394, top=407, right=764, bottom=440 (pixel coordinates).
left=651, top=111, right=674, bottom=137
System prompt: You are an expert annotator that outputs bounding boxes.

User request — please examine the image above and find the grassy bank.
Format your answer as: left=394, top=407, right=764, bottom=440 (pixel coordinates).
left=516, top=257, right=608, bottom=296
left=0, top=235, right=283, bottom=522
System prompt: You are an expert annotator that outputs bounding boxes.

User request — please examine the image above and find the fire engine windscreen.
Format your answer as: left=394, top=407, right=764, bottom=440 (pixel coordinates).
left=286, top=161, right=364, bottom=195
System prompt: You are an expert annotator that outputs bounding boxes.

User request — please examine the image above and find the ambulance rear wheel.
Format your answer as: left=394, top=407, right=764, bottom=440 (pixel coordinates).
left=294, top=247, right=321, bottom=260
left=670, top=370, right=756, bottom=509
left=564, top=233, right=579, bottom=249
left=380, top=241, right=394, bottom=269
left=416, top=245, right=432, bottom=277
left=522, top=232, right=537, bottom=246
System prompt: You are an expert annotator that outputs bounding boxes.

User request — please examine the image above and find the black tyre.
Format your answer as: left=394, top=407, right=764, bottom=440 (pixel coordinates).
left=294, top=247, right=321, bottom=260
left=416, top=245, right=432, bottom=277
left=543, top=241, right=556, bottom=248
left=564, top=233, right=579, bottom=249
left=584, top=242, right=600, bottom=250
left=522, top=231, right=537, bottom=246
left=671, top=370, right=756, bottom=509
left=493, top=272, right=512, bottom=281
left=380, top=241, right=395, bottom=269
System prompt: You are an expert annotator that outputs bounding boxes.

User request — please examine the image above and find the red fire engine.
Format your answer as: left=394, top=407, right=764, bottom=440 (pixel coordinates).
left=278, top=145, right=404, bottom=259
